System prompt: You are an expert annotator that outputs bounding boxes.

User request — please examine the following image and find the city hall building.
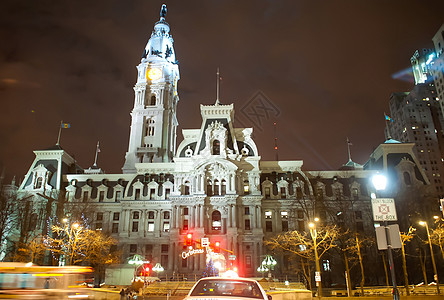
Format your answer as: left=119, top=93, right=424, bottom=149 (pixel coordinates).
left=15, top=6, right=433, bottom=280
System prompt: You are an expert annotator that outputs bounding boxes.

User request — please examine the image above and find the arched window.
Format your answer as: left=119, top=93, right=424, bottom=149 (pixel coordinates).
left=403, top=172, right=412, bottom=185
left=214, top=179, right=219, bottom=195
left=212, top=140, right=220, bottom=155
left=221, top=179, right=226, bottom=195
left=212, top=210, right=221, bottom=230
left=35, top=177, right=43, bottom=189
left=243, top=180, right=249, bottom=195
left=207, top=179, right=213, bottom=196
left=150, top=95, right=156, bottom=106
left=184, top=181, right=190, bottom=195
left=146, top=119, right=155, bottom=136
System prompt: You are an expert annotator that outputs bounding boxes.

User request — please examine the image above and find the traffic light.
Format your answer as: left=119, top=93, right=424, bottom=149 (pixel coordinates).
left=185, top=233, right=193, bottom=246
left=214, top=241, right=220, bottom=253
left=139, top=264, right=151, bottom=276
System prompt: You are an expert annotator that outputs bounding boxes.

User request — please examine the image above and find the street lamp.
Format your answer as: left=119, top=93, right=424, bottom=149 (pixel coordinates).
left=419, top=220, right=440, bottom=295
left=372, top=174, right=399, bottom=300
left=309, top=221, right=322, bottom=298
left=152, top=262, right=164, bottom=280
left=260, top=255, right=277, bottom=280
left=257, top=265, right=269, bottom=278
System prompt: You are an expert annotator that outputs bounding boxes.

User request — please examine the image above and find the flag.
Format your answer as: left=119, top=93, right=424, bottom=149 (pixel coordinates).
left=61, top=123, right=71, bottom=128
left=384, top=114, right=393, bottom=123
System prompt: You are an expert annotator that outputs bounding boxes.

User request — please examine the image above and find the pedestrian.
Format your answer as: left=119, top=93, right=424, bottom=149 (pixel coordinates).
left=119, top=288, right=125, bottom=300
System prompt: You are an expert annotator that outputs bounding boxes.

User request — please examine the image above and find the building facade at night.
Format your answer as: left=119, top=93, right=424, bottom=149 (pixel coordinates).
left=432, top=23, right=444, bottom=116
left=12, top=6, right=437, bottom=283
left=387, top=48, right=444, bottom=199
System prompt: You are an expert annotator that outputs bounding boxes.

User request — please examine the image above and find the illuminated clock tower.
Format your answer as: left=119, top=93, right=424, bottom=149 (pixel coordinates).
left=123, top=4, right=180, bottom=173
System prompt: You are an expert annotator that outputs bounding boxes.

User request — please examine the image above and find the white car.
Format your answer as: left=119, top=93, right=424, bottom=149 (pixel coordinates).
left=184, top=277, right=272, bottom=300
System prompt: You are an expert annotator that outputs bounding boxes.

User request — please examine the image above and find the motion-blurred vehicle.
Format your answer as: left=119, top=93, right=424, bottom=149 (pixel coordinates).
left=0, top=262, right=93, bottom=299
left=184, top=277, right=272, bottom=300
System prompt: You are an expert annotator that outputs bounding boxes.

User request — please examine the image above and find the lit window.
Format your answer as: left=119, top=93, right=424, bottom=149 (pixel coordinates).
left=281, top=211, right=288, bottom=219
left=265, top=211, right=272, bottom=219
left=163, top=222, right=170, bottom=232
left=148, top=222, right=155, bottom=232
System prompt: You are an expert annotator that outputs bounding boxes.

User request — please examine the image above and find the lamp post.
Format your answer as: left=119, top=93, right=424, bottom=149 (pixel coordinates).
left=261, top=255, right=277, bottom=279
left=309, top=220, right=322, bottom=298
left=372, top=174, right=399, bottom=300
left=257, top=265, right=269, bottom=278
left=419, top=220, right=440, bottom=295
left=128, top=255, right=145, bottom=279
left=152, top=263, right=164, bottom=279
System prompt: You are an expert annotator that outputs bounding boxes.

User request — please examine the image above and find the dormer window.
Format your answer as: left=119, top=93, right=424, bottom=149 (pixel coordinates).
left=35, top=177, right=43, bottom=189
left=212, top=140, right=220, bottom=155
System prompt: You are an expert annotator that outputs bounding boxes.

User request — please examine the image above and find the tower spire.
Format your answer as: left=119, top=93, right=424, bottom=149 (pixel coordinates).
left=123, top=4, right=180, bottom=173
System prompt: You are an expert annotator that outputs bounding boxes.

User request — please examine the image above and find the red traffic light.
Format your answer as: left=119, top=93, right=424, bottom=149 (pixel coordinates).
left=185, top=233, right=193, bottom=246
left=214, top=241, right=220, bottom=253
left=139, top=264, right=151, bottom=276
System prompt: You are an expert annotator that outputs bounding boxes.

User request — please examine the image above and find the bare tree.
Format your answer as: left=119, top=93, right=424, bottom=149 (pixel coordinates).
left=430, top=222, right=444, bottom=261
left=265, top=225, right=338, bottom=296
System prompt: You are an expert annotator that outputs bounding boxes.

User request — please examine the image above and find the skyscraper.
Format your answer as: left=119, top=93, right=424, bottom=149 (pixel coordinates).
left=388, top=49, right=444, bottom=198
left=431, top=23, right=444, bottom=116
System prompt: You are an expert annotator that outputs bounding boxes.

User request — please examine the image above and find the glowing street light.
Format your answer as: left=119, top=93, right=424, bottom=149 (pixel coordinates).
left=419, top=220, right=440, bottom=295
left=152, top=263, right=164, bottom=273
left=257, top=265, right=269, bottom=278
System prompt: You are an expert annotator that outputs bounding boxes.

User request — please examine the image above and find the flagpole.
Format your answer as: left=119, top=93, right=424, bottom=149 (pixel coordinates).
left=56, top=120, right=63, bottom=145
left=384, top=113, right=393, bottom=140
left=216, top=68, right=220, bottom=104
left=347, top=138, right=352, bottom=161
left=93, top=141, right=100, bottom=167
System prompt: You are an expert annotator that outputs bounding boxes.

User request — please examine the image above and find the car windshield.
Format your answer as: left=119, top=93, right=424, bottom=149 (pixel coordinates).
left=190, top=279, right=264, bottom=299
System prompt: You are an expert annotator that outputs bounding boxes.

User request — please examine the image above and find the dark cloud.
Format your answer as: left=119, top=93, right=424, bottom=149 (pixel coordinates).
left=0, top=0, right=443, bottom=181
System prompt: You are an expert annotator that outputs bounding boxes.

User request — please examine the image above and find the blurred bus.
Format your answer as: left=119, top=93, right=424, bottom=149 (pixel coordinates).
left=0, top=262, right=93, bottom=299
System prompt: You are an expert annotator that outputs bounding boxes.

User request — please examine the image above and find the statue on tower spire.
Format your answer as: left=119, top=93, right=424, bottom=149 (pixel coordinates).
left=160, top=4, right=167, bottom=20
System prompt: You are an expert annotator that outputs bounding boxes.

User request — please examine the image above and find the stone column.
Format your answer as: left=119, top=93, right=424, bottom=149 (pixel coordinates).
left=200, top=205, right=204, bottom=228
left=251, top=206, right=256, bottom=228
left=171, top=206, right=176, bottom=229
left=256, top=206, right=261, bottom=229
left=195, top=205, right=199, bottom=228
left=230, top=174, right=235, bottom=193
left=169, top=242, right=175, bottom=271
left=232, top=205, right=237, bottom=227
left=156, top=210, right=162, bottom=236
left=176, top=206, right=181, bottom=229
left=228, top=205, right=232, bottom=227
left=190, top=206, right=195, bottom=228
left=274, top=209, right=279, bottom=232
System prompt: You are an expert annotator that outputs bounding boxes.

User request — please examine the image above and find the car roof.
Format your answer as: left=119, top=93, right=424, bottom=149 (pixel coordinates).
left=196, top=277, right=259, bottom=283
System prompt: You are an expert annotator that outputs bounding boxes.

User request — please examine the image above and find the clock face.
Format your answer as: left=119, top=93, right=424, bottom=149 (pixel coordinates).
left=147, top=68, right=162, bottom=80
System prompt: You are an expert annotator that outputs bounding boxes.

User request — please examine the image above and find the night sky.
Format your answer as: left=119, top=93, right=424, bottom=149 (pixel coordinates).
left=1, top=1, right=444, bottom=182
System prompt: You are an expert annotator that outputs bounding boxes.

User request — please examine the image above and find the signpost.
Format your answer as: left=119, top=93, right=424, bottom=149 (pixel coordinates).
left=371, top=198, right=397, bottom=221
left=315, top=271, right=321, bottom=286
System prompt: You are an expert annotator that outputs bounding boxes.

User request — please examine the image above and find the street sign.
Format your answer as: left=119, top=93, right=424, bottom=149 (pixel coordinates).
left=201, top=238, right=209, bottom=247
left=315, top=271, right=321, bottom=282
left=375, top=224, right=402, bottom=250
left=228, top=255, right=236, bottom=260
left=371, top=198, right=397, bottom=221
